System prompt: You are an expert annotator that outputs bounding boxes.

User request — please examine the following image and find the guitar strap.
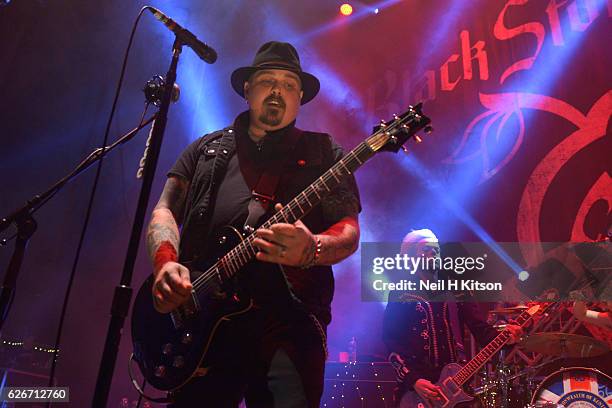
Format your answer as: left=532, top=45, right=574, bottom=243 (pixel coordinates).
left=447, top=301, right=467, bottom=362
left=243, top=167, right=281, bottom=232
left=243, top=129, right=303, bottom=232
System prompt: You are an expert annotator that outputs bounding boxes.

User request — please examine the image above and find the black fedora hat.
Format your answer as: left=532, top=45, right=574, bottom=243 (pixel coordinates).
left=231, top=41, right=320, bottom=105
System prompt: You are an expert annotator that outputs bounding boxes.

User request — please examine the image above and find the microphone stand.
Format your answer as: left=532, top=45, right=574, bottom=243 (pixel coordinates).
left=0, top=116, right=157, bottom=334
left=92, top=38, right=183, bottom=408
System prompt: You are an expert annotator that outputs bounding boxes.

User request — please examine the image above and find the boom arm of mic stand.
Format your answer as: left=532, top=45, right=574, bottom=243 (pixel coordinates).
left=0, top=114, right=157, bottom=332
left=0, top=114, right=157, bottom=236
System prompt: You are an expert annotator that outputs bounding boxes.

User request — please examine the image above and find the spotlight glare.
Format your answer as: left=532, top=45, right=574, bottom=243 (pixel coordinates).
left=340, top=3, right=353, bottom=16
left=374, top=8, right=379, bottom=14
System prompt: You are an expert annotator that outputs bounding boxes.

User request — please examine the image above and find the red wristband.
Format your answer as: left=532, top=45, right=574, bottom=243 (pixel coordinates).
left=154, top=241, right=178, bottom=273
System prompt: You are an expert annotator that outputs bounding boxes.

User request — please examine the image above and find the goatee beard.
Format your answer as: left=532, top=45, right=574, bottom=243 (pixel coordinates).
left=259, top=108, right=283, bottom=126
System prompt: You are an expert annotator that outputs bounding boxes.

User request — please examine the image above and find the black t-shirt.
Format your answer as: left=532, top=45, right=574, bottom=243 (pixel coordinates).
left=168, top=111, right=361, bottom=325
left=205, top=153, right=251, bottom=236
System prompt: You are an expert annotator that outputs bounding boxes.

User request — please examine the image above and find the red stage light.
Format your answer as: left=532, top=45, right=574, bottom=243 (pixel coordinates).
left=340, top=3, right=353, bottom=16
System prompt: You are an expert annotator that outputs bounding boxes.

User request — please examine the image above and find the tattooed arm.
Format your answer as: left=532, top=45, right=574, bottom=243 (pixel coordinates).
left=147, top=176, right=188, bottom=267
left=316, top=185, right=360, bottom=265
left=253, top=141, right=361, bottom=267
left=315, top=215, right=359, bottom=265
left=146, top=176, right=193, bottom=313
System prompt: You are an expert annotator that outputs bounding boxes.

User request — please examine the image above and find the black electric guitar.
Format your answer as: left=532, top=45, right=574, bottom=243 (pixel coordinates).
left=400, top=304, right=545, bottom=408
left=130, top=105, right=432, bottom=392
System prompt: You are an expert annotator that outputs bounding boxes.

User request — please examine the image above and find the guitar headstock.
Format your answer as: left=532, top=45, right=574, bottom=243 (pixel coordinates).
left=366, top=103, right=432, bottom=153
left=525, top=301, right=557, bottom=319
left=526, top=304, right=541, bottom=316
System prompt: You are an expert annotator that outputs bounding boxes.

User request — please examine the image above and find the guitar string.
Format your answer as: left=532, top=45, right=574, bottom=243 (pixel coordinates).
left=189, top=114, right=420, bottom=294
left=189, top=142, right=372, bottom=294
left=189, top=116, right=416, bottom=294
left=190, top=152, right=362, bottom=295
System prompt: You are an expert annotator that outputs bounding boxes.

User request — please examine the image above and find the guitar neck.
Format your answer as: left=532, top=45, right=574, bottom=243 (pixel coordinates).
left=264, top=142, right=374, bottom=225
left=452, top=307, right=534, bottom=386
left=192, top=104, right=430, bottom=294
left=206, top=140, right=376, bottom=285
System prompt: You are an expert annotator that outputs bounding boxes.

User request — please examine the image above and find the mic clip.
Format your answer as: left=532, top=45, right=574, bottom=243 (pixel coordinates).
left=143, top=75, right=180, bottom=106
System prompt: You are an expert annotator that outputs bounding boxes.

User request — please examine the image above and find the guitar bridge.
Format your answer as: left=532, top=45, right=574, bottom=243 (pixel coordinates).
left=186, top=289, right=201, bottom=313
left=170, top=310, right=183, bottom=329
left=443, top=377, right=460, bottom=394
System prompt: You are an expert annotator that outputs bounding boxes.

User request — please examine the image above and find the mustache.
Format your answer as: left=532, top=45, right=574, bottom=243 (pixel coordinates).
left=264, top=95, right=286, bottom=108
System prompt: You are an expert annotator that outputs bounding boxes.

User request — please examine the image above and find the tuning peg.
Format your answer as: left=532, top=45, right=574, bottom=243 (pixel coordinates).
left=413, top=135, right=423, bottom=143
left=424, top=125, right=433, bottom=134
left=379, top=119, right=387, bottom=127
left=393, top=114, right=399, bottom=120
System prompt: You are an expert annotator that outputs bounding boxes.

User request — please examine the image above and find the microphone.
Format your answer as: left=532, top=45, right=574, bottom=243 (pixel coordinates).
left=146, top=6, right=217, bottom=64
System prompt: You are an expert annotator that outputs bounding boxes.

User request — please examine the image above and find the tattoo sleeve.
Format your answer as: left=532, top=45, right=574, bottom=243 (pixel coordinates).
left=321, top=187, right=361, bottom=223
left=146, top=176, right=189, bottom=273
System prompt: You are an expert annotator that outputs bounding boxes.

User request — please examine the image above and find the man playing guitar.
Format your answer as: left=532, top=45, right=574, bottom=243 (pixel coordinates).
left=146, top=41, right=361, bottom=407
left=382, top=229, right=522, bottom=407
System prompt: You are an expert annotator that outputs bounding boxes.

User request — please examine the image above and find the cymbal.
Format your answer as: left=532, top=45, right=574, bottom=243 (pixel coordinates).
left=519, top=332, right=609, bottom=358
left=490, top=305, right=529, bottom=314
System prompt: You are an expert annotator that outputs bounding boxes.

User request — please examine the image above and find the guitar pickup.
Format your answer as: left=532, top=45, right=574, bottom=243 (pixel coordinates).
left=170, top=291, right=200, bottom=329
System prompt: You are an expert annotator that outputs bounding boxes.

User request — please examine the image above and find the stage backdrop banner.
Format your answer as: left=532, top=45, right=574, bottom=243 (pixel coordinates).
left=326, top=0, right=611, bottom=254
left=320, top=0, right=610, bottom=360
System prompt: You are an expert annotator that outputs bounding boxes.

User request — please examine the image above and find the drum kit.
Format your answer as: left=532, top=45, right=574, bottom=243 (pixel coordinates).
left=473, top=306, right=612, bottom=408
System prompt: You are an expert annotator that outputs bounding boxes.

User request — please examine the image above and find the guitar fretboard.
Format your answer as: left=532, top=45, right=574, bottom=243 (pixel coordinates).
left=192, top=141, right=375, bottom=293
left=452, top=307, right=534, bottom=386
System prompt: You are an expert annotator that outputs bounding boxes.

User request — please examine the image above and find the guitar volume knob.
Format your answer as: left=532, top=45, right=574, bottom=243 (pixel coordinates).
left=181, top=332, right=193, bottom=344
left=173, top=355, right=185, bottom=368
left=154, top=365, right=166, bottom=378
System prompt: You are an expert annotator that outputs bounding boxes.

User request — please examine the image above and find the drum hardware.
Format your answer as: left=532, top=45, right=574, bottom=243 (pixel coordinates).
left=519, top=332, right=610, bottom=358
left=474, top=353, right=547, bottom=408
left=478, top=299, right=610, bottom=407
left=505, top=357, right=562, bottom=382
left=496, top=349, right=510, bottom=408
left=493, top=323, right=507, bottom=331
left=490, top=305, right=530, bottom=315
left=474, top=346, right=611, bottom=407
